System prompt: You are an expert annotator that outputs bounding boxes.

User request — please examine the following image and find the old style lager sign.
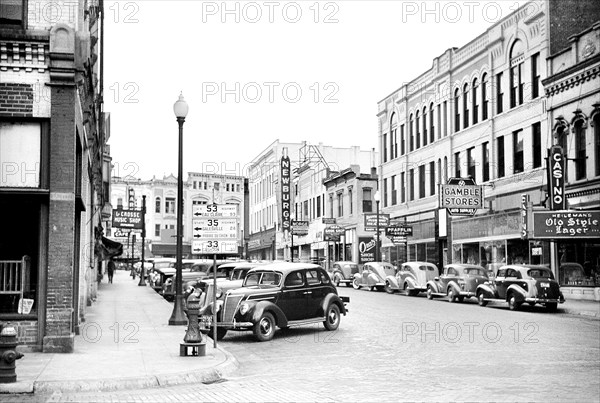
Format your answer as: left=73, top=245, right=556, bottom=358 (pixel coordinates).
left=532, top=210, right=600, bottom=239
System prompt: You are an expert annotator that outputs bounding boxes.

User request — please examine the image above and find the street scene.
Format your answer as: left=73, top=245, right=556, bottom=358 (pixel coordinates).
left=1, top=0, right=600, bottom=402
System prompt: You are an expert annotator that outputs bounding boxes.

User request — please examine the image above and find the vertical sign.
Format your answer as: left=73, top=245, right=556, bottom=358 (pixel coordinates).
left=280, top=151, right=291, bottom=232
left=520, top=193, right=529, bottom=239
left=128, top=186, right=136, bottom=209
left=547, top=145, right=565, bottom=210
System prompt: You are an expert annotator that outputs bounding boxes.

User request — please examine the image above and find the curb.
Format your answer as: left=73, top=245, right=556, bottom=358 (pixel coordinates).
left=1, top=346, right=239, bottom=395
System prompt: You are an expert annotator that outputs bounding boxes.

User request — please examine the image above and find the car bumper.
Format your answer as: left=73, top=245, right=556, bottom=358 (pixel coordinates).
left=458, top=291, right=476, bottom=298
left=524, top=297, right=564, bottom=304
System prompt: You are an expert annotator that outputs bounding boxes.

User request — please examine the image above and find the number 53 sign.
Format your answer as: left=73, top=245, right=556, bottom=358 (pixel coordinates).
left=191, top=204, right=239, bottom=254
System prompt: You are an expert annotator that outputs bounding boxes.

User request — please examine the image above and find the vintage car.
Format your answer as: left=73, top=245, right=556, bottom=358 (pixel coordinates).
left=147, top=258, right=176, bottom=291
left=559, top=262, right=595, bottom=286
left=352, top=262, right=397, bottom=291
left=162, top=260, right=232, bottom=300
left=387, top=261, right=439, bottom=295
left=476, top=264, right=565, bottom=311
left=198, top=262, right=349, bottom=342
left=329, top=261, right=360, bottom=287
left=426, top=264, right=489, bottom=302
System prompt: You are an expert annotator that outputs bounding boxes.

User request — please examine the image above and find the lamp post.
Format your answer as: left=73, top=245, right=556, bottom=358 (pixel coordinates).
left=169, top=93, right=189, bottom=326
left=374, top=190, right=381, bottom=262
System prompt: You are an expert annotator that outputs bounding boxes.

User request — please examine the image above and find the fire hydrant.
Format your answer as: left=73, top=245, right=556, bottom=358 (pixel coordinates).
left=0, top=323, right=24, bottom=383
left=180, top=287, right=206, bottom=356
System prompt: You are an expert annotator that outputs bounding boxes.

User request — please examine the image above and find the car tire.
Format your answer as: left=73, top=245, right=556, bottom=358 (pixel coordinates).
left=323, top=304, right=341, bottom=331
left=384, top=282, right=395, bottom=294
left=333, top=274, right=342, bottom=287
left=352, top=278, right=360, bottom=290
left=210, top=326, right=228, bottom=341
left=253, top=312, right=276, bottom=342
left=508, top=294, right=521, bottom=311
left=457, top=296, right=465, bottom=303
left=426, top=286, right=434, bottom=300
left=448, top=287, right=457, bottom=303
left=546, top=303, right=558, bottom=313
left=477, top=291, right=488, bottom=307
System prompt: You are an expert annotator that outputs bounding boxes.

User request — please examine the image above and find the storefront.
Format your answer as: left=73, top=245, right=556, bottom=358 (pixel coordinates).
left=247, top=228, right=277, bottom=261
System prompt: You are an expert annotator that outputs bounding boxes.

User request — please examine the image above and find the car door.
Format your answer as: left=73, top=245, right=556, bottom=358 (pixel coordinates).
left=279, top=270, right=307, bottom=321
left=503, top=268, right=520, bottom=294
left=494, top=269, right=508, bottom=298
left=305, top=269, right=327, bottom=318
left=438, top=267, right=455, bottom=292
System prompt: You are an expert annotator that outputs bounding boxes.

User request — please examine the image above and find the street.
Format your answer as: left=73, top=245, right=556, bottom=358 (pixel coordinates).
left=11, top=286, right=600, bottom=402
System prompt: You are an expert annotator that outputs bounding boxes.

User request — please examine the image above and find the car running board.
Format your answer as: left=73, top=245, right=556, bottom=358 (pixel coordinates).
left=287, top=317, right=326, bottom=327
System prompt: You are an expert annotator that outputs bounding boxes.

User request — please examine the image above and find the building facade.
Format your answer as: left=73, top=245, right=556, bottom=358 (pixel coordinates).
left=0, top=1, right=109, bottom=349
left=376, top=0, right=600, bottom=299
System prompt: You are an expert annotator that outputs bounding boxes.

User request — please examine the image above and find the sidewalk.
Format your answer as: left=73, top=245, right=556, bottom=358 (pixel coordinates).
left=560, top=298, right=600, bottom=318
left=0, top=270, right=238, bottom=395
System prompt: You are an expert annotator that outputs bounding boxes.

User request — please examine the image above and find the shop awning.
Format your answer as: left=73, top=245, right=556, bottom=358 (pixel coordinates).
left=95, top=236, right=124, bottom=260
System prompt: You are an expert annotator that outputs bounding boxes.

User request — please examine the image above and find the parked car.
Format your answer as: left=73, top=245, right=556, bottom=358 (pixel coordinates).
left=476, top=264, right=565, bottom=312
left=147, top=258, right=176, bottom=291
left=198, top=262, right=349, bottom=342
left=559, top=262, right=594, bottom=286
left=162, top=260, right=228, bottom=300
left=329, top=261, right=359, bottom=287
left=352, top=262, right=396, bottom=291
left=426, top=264, right=489, bottom=302
left=388, top=261, right=439, bottom=295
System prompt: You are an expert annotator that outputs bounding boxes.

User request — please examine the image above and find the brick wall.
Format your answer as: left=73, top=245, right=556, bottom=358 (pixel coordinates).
left=9, top=321, right=39, bottom=347
left=0, top=83, right=34, bottom=117
left=549, top=0, right=600, bottom=55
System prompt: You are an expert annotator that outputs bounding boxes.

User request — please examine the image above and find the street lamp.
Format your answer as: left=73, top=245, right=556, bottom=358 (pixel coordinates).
left=374, top=190, right=381, bottom=262
left=169, top=92, right=189, bottom=326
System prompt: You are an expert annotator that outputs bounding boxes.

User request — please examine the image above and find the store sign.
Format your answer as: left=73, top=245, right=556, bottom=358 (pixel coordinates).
left=281, top=153, right=291, bottom=231
left=324, top=225, right=344, bottom=241
left=364, top=213, right=390, bottom=228
left=358, top=236, right=376, bottom=264
left=112, top=208, right=143, bottom=229
left=291, top=220, right=309, bottom=235
left=532, top=210, right=600, bottom=239
left=322, top=217, right=336, bottom=224
left=128, top=187, right=136, bottom=209
left=440, top=177, right=482, bottom=216
left=547, top=145, right=566, bottom=210
left=386, top=225, right=413, bottom=237
left=520, top=194, right=529, bottom=240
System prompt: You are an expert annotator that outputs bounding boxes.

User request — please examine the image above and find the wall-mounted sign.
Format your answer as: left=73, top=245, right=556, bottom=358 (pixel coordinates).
left=520, top=194, right=529, bottom=239
left=112, top=208, right=143, bottom=229
left=324, top=224, right=344, bottom=241
left=547, top=145, right=566, bottom=210
left=358, top=236, right=376, bottom=264
left=192, top=204, right=237, bottom=217
left=385, top=225, right=413, bottom=237
left=291, top=220, right=309, bottom=235
left=532, top=210, right=600, bottom=239
left=440, top=177, right=482, bottom=216
left=322, top=217, right=336, bottom=224
left=364, top=213, right=390, bottom=228
left=128, top=187, right=136, bottom=209
left=281, top=152, right=291, bottom=232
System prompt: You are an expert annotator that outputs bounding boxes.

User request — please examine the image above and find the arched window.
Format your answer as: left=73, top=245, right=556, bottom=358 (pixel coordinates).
left=472, top=78, right=479, bottom=125
left=416, top=110, right=421, bottom=149
left=593, top=111, right=600, bottom=176
left=422, top=106, right=428, bottom=147
left=409, top=113, right=414, bottom=152
left=390, top=113, right=398, bottom=160
left=429, top=102, right=435, bottom=143
left=481, top=73, right=488, bottom=120
left=454, top=88, right=460, bottom=132
left=573, top=114, right=587, bottom=180
left=510, top=39, right=524, bottom=108
left=463, top=83, right=469, bottom=129
left=443, top=156, right=448, bottom=182
left=155, top=197, right=161, bottom=213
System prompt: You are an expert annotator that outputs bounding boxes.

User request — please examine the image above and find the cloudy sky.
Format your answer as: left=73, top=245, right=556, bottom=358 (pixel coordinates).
left=104, top=0, right=528, bottom=180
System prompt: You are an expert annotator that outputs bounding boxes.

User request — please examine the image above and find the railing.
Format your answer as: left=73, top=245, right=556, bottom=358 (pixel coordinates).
left=0, top=256, right=31, bottom=302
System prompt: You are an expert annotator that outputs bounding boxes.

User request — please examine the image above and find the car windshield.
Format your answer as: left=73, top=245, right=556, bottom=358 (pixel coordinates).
left=244, top=271, right=282, bottom=287
left=231, top=268, right=250, bottom=280
left=154, top=262, right=174, bottom=269
left=418, top=265, right=434, bottom=271
left=528, top=269, right=554, bottom=279
left=464, top=268, right=487, bottom=276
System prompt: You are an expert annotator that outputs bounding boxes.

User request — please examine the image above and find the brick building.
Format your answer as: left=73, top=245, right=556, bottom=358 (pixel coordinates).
left=376, top=0, right=600, bottom=299
left=0, top=1, right=110, bottom=350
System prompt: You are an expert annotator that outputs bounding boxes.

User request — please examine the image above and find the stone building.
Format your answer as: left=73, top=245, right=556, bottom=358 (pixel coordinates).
left=0, top=1, right=110, bottom=349
left=376, top=0, right=600, bottom=299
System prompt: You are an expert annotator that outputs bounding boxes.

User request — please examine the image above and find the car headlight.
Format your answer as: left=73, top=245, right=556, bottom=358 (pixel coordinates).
left=239, top=302, right=249, bottom=315
left=216, top=288, right=223, bottom=299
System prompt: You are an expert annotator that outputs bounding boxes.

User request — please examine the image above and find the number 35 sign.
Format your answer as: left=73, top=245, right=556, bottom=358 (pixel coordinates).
left=191, top=204, right=239, bottom=254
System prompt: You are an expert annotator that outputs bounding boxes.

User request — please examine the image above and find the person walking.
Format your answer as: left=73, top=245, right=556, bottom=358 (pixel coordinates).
left=107, top=258, right=115, bottom=284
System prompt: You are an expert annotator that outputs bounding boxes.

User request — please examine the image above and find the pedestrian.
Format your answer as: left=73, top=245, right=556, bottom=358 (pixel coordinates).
left=107, top=258, right=115, bottom=284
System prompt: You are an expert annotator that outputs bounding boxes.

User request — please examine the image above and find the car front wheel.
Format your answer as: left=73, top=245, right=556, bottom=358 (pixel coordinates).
left=333, top=274, right=342, bottom=287
left=352, top=278, right=360, bottom=290
left=546, top=303, right=558, bottom=312
left=323, top=304, right=341, bottom=331
left=253, top=312, right=276, bottom=342
left=477, top=291, right=488, bottom=307
left=384, top=282, right=395, bottom=294
left=508, top=294, right=521, bottom=311
left=426, top=286, right=434, bottom=300
left=448, top=288, right=457, bottom=303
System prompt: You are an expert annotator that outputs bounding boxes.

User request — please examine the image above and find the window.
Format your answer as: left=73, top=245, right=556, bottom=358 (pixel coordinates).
left=391, top=175, right=397, bottom=205
left=285, top=271, right=304, bottom=287
left=482, top=73, right=488, bottom=120
left=497, top=136, right=505, bottom=178
left=510, top=40, right=524, bottom=108
left=155, top=224, right=160, bottom=237
left=463, top=84, right=469, bottom=128
left=574, top=119, right=587, bottom=180
left=472, top=78, right=479, bottom=125
left=306, top=270, right=320, bottom=285
left=329, top=194, right=334, bottom=217
left=482, top=142, right=490, bottom=182
left=0, top=0, right=25, bottom=26
left=383, top=133, right=388, bottom=163
left=400, top=124, right=405, bottom=156
left=419, top=165, right=425, bottom=199
left=165, top=197, right=175, bottom=214
left=409, top=114, right=414, bottom=152
left=390, top=113, right=398, bottom=159
left=454, top=152, right=461, bottom=177
left=496, top=72, right=504, bottom=114
left=430, top=103, right=435, bottom=143
left=362, top=188, right=372, bottom=212
left=416, top=110, right=421, bottom=149
left=444, top=157, right=448, bottom=182
left=513, top=130, right=524, bottom=174
left=316, top=195, right=321, bottom=217
left=0, top=122, right=41, bottom=188
left=383, top=178, right=388, bottom=208
left=422, top=106, right=428, bottom=147
left=454, top=89, right=461, bottom=132
left=436, top=104, right=441, bottom=140
left=155, top=197, right=161, bottom=213
left=349, top=189, right=353, bottom=214
left=117, top=198, right=123, bottom=209
left=531, top=53, right=540, bottom=99
left=400, top=172, right=405, bottom=203
left=532, top=122, right=542, bottom=168
left=467, top=147, right=476, bottom=181
left=409, top=169, right=415, bottom=201
left=429, top=161, right=435, bottom=196
left=337, top=193, right=343, bottom=217
left=443, top=101, right=448, bottom=137
left=304, top=200, right=309, bottom=220
left=595, top=114, right=600, bottom=176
